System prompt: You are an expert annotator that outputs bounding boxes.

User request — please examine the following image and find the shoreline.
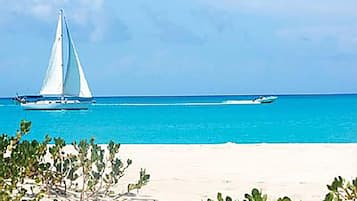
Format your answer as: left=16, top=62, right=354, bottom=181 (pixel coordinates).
left=114, top=141, right=357, bottom=145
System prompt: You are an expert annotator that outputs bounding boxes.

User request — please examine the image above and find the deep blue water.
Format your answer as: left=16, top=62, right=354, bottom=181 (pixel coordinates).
left=0, top=95, right=357, bottom=144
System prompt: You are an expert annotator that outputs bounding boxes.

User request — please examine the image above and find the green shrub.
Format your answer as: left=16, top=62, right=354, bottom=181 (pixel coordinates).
left=207, top=189, right=291, bottom=201
left=128, top=168, right=150, bottom=194
left=207, top=192, right=233, bottom=201
left=324, top=176, right=357, bottom=201
left=207, top=177, right=357, bottom=201
left=0, top=120, right=150, bottom=201
left=0, top=120, right=46, bottom=200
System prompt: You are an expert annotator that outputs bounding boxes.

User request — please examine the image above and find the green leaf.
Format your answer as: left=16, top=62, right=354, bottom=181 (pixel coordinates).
left=217, top=192, right=223, bottom=201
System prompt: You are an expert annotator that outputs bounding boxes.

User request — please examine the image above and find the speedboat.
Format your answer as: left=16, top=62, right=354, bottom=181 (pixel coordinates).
left=253, top=96, right=278, bottom=104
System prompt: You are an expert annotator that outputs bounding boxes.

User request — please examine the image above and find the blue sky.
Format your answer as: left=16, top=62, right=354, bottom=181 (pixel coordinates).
left=1, top=0, right=357, bottom=97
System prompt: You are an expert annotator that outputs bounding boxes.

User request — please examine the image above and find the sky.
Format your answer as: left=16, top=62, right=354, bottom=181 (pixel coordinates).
left=1, top=0, right=357, bottom=97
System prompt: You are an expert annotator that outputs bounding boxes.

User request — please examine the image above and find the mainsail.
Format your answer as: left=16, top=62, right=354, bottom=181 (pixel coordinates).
left=40, top=11, right=63, bottom=95
left=39, top=10, right=92, bottom=98
left=63, top=18, right=92, bottom=98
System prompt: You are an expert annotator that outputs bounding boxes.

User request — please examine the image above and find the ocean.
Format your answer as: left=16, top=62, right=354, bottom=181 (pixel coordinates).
left=0, top=95, right=357, bottom=144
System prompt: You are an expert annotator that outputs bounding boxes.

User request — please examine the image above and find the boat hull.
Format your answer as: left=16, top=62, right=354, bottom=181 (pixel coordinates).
left=253, top=96, right=278, bottom=104
left=21, top=100, right=90, bottom=110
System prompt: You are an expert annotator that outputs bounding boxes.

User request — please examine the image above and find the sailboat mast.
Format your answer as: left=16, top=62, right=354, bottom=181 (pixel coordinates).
left=60, top=9, right=64, bottom=98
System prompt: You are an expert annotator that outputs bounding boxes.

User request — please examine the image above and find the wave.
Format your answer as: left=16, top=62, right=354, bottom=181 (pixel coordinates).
left=93, top=100, right=260, bottom=107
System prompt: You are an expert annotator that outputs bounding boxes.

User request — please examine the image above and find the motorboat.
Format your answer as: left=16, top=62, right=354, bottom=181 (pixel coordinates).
left=253, top=96, right=278, bottom=104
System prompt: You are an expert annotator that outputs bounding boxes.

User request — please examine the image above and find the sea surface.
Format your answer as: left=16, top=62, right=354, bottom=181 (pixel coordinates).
left=0, top=95, right=357, bottom=144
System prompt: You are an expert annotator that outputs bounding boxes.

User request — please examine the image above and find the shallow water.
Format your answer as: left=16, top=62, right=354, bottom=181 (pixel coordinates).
left=0, top=95, right=357, bottom=144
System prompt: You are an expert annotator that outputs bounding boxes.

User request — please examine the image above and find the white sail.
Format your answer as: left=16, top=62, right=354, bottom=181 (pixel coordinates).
left=63, top=19, right=92, bottom=98
left=40, top=11, right=63, bottom=96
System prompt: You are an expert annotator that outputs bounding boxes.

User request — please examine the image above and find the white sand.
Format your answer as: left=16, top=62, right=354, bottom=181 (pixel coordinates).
left=116, top=143, right=357, bottom=201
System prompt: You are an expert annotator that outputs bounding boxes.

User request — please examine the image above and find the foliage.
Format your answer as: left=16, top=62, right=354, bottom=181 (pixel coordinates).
left=207, top=177, right=357, bottom=201
left=323, top=176, right=357, bottom=201
left=207, top=192, right=233, bottom=201
left=207, top=188, right=291, bottom=201
left=0, top=120, right=150, bottom=201
left=128, top=168, right=150, bottom=193
left=244, top=188, right=268, bottom=201
left=276, top=197, right=291, bottom=201
left=72, top=139, right=136, bottom=200
left=0, top=120, right=46, bottom=200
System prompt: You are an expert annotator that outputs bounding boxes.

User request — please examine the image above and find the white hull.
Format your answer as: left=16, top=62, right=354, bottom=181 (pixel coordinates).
left=21, top=100, right=90, bottom=110
left=253, top=96, right=278, bottom=104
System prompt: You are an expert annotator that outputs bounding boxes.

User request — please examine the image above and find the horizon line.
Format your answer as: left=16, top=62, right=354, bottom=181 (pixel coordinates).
left=1, top=92, right=357, bottom=99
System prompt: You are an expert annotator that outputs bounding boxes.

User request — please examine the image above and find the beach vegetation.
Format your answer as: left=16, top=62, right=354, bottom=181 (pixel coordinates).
left=0, top=120, right=46, bottom=200
left=207, top=188, right=291, bottom=201
left=207, top=192, right=233, bottom=201
left=128, top=168, right=151, bottom=194
left=207, top=177, right=357, bottom=201
left=244, top=188, right=268, bottom=201
left=0, top=120, right=150, bottom=200
left=323, top=176, right=357, bottom=201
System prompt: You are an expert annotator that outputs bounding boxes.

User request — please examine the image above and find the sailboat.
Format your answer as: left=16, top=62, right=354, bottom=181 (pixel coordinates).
left=17, top=10, right=93, bottom=110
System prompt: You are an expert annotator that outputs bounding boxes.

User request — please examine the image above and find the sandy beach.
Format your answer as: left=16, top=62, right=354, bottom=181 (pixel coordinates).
left=113, top=143, right=357, bottom=201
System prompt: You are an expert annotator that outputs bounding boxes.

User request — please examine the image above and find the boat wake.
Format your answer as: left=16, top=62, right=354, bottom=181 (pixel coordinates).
left=0, top=104, right=16, bottom=107
left=222, top=100, right=260, bottom=105
left=93, top=100, right=260, bottom=107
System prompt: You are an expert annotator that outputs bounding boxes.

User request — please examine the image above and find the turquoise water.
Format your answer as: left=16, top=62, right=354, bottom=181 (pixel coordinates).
left=0, top=95, right=357, bottom=144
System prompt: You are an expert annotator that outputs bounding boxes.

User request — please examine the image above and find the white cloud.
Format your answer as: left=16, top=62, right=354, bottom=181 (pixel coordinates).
left=198, top=0, right=357, bottom=52
left=199, top=0, right=357, bottom=18
left=0, top=0, right=107, bottom=42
